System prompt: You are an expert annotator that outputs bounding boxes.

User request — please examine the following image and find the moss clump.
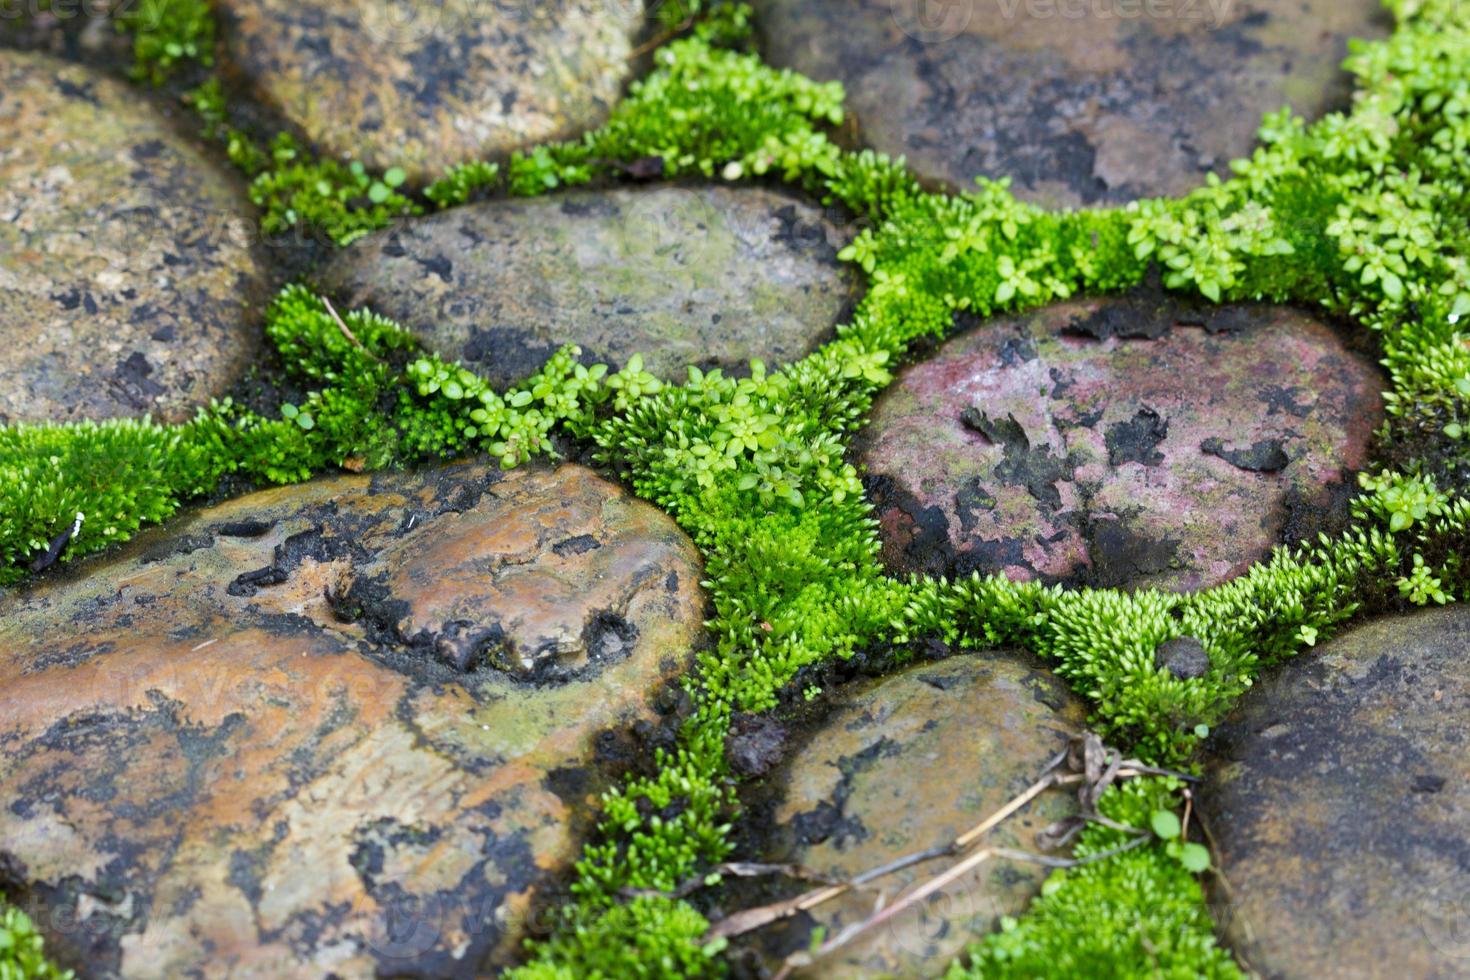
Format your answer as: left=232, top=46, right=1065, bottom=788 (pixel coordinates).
left=0, top=905, right=73, bottom=980
left=12, top=0, right=1470, bottom=977
left=117, top=0, right=214, bottom=85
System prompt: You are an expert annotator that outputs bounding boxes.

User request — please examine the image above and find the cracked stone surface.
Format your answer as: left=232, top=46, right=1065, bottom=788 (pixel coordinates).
left=1202, top=607, right=1470, bottom=980
left=216, top=0, right=644, bottom=182
left=320, top=186, right=855, bottom=386
left=752, top=0, right=1390, bottom=206
left=0, top=50, right=265, bottom=424
left=762, top=653, right=1085, bottom=978
left=855, top=295, right=1383, bottom=591
left=0, top=462, right=704, bottom=978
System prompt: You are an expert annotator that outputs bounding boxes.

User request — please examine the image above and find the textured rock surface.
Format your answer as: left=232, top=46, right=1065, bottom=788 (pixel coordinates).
left=321, top=186, right=853, bottom=386
left=754, top=0, right=1389, bottom=206
left=0, top=51, right=265, bottom=424
left=856, top=295, right=1383, bottom=590
left=217, top=0, right=644, bottom=181
left=763, top=654, right=1085, bottom=977
left=1203, top=607, right=1470, bottom=979
left=0, top=463, right=705, bottom=978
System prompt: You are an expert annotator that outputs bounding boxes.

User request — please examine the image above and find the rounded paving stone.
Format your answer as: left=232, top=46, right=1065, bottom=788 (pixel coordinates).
left=0, top=462, right=705, bottom=978
left=0, top=51, right=266, bottom=424
left=216, top=0, right=644, bottom=182
left=320, top=186, right=854, bottom=386
left=762, top=653, right=1085, bottom=978
left=1203, top=607, right=1470, bottom=980
left=856, top=295, right=1383, bottom=591
left=753, top=0, right=1390, bottom=206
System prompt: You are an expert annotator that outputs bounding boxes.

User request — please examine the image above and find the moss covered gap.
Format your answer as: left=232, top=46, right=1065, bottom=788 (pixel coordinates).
left=3, top=0, right=1470, bottom=976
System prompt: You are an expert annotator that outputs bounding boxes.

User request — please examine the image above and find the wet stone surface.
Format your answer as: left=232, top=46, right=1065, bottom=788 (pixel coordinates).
left=321, top=186, right=854, bottom=386
left=856, top=295, right=1383, bottom=591
left=216, top=0, right=644, bottom=182
left=755, top=653, right=1085, bottom=977
left=0, top=50, right=265, bottom=424
left=753, top=0, right=1390, bottom=206
left=0, top=462, right=705, bottom=978
left=1203, top=607, right=1470, bottom=980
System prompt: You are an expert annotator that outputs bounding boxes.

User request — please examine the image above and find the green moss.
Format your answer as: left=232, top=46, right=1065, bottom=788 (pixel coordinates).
left=12, top=0, right=1470, bottom=977
left=0, top=904, right=73, bottom=980
left=117, top=0, right=214, bottom=85
left=948, top=780, right=1241, bottom=979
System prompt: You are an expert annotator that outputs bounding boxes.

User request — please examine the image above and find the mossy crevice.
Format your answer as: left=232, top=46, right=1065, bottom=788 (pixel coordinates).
left=3, top=0, right=1469, bottom=977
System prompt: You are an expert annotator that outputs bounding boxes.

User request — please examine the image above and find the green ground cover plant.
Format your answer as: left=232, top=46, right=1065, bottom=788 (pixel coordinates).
left=4, top=0, right=1469, bottom=976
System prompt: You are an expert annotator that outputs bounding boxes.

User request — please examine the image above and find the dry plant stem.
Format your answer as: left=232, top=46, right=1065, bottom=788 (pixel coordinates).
left=771, top=837, right=1152, bottom=979
left=321, top=295, right=374, bottom=358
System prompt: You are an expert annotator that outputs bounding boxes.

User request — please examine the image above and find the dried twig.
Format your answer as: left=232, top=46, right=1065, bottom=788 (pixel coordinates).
left=703, top=730, right=1182, bottom=969
left=321, top=296, right=376, bottom=360
left=770, top=836, right=1151, bottom=979
left=619, top=862, right=835, bottom=902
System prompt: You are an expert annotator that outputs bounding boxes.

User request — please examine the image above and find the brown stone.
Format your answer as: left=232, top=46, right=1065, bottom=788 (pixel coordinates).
left=0, top=50, right=266, bottom=424
left=0, top=462, right=705, bottom=978
left=753, top=0, right=1390, bottom=206
left=216, top=0, right=644, bottom=182
left=855, top=296, right=1383, bottom=591
left=764, top=653, right=1086, bottom=977
left=1203, top=607, right=1470, bottom=980
left=320, top=186, right=854, bottom=387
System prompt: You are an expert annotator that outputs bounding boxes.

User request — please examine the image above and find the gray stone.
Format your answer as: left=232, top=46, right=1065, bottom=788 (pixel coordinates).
left=0, top=51, right=265, bottom=424
left=1203, top=607, right=1470, bottom=980
left=763, top=653, right=1086, bottom=977
left=753, top=0, right=1390, bottom=206
left=320, top=186, right=855, bottom=386
left=217, top=0, right=645, bottom=182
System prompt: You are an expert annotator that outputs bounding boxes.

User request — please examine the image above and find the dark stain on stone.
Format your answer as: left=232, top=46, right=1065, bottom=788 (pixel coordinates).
left=1412, top=774, right=1446, bottom=794
left=962, top=409, right=1074, bottom=512
left=787, top=736, right=902, bottom=850
left=1105, top=407, right=1169, bottom=467
left=1260, top=384, right=1314, bottom=419
left=216, top=519, right=276, bottom=539
left=1063, top=304, right=1170, bottom=342
left=415, top=252, right=454, bottom=284
left=1085, top=517, right=1179, bottom=589
left=23, top=640, right=116, bottom=675
left=110, top=351, right=166, bottom=409
left=1201, top=437, right=1290, bottom=473
left=551, top=534, right=600, bottom=557
left=461, top=325, right=563, bottom=389
left=954, top=477, right=997, bottom=534
left=140, top=533, right=214, bottom=564
left=997, top=333, right=1037, bottom=366
left=227, top=525, right=357, bottom=598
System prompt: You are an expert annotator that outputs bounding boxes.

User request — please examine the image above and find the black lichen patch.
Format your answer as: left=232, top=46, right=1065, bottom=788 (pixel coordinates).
left=215, top=519, right=276, bottom=538
left=1063, top=304, right=1170, bottom=342
left=1084, top=516, right=1180, bottom=589
left=1106, top=407, right=1169, bottom=467
left=227, top=525, right=360, bottom=597
left=962, top=409, right=1075, bottom=512
left=786, top=736, right=902, bottom=850
left=108, top=351, right=166, bottom=410
left=140, top=532, right=214, bottom=564
left=552, top=534, right=601, bottom=557
left=1201, top=437, right=1290, bottom=473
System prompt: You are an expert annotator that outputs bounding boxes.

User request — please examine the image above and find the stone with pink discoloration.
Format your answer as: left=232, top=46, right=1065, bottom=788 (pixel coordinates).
left=856, top=296, right=1383, bottom=591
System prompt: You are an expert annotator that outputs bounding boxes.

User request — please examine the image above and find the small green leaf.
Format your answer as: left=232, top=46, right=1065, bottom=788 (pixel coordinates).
left=1150, top=810, right=1182, bottom=840
left=367, top=182, right=391, bottom=204
left=383, top=166, right=407, bottom=188
left=1178, top=842, right=1211, bottom=873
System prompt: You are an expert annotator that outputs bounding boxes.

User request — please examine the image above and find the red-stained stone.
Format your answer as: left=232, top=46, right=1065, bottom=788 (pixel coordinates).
left=856, top=296, right=1383, bottom=591
left=0, top=462, right=705, bottom=978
